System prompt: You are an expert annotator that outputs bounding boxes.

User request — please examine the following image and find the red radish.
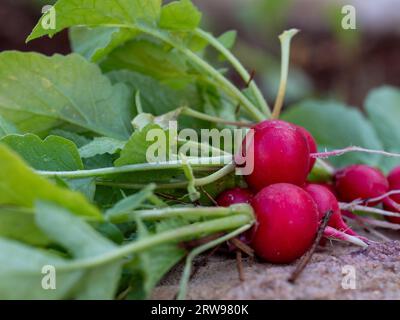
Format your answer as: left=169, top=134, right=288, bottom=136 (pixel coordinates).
left=216, top=188, right=253, bottom=207
left=314, top=182, right=337, bottom=195
left=251, top=183, right=319, bottom=263
left=241, top=120, right=310, bottom=191
left=304, top=183, right=364, bottom=238
left=296, top=126, right=317, bottom=172
left=387, top=166, right=400, bottom=203
left=334, top=164, right=389, bottom=205
left=216, top=188, right=255, bottom=245
left=383, top=166, right=400, bottom=224
left=383, top=200, right=400, bottom=225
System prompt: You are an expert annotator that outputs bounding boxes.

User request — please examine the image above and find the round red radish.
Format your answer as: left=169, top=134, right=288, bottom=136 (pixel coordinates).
left=216, top=188, right=253, bottom=207
left=382, top=166, right=400, bottom=224
left=251, top=183, right=319, bottom=263
left=216, top=188, right=255, bottom=244
left=304, top=183, right=359, bottom=237
left=296, top=125, right=317, bottom=172
left=383, top=199, right=400, bottom=224
left=334, top=164, right=388, bottom=205
left=387, top=166, right=400, bottom=203
left=241, top=120, right=310, bottom=191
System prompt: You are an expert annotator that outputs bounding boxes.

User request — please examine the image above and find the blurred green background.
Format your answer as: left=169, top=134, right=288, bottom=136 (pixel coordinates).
left=1, top=0, right=399, bottom=108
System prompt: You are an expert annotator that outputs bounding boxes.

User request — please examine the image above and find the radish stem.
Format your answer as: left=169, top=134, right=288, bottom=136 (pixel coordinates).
left=97, top=162, right=236, bottom=190
left=55, top=213, right=255, bottom=272
left=181, top=107, right=254, bottom=127
left=36, top=156, right=233, bottom=179
left=339, top=203, right=400, bottom=218
left=107, top=203, right=253, bottom=224
left=194, top=29, right=271, bottom=116
left=271, top=29, right=299, bottom=119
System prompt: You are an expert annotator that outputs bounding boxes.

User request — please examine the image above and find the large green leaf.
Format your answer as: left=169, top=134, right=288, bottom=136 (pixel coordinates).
left=365, top=86, right=400, bottom=172
left=0, top=208, right=50, bottom=246
left=69, top=27, right=138, bottom=62
left=0, top=144, right=101, bottom=219
left=0, top=201, right=125, bottom=299
left=1, top=134, right=83, bottom=171
left=0, top=52, right=133, bottom=139
left=107, top=70, right=201, bottom=117
left=101, top=39, right=194, bottom=82
left=28, top=0, right=162, bottom=41
left=0, top=237, right=82, bottom=299
left=79, top=137, right=126, bottom=159
left=36, top=202, right=123, bottom=299
left=283, top=100, right=383, bottom=168
left=159, top=0, right=202, bottom=31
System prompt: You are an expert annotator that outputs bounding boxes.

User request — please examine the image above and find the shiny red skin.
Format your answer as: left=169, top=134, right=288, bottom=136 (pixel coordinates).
left=387, top=166, right=400, bottom=203
left=314, top=182, right=337, bottom=195
left=251, top=183, right=319, bottom=263
left=383, top=198, right=400, bottom=224
left=242, top=120, right=310, bottom=191
left=296, top=126, right=317, bottom=172
left=382, top=167, right=400, bottom=224
left=216, top=188, right=253, bottom=207
left=334, top=164, right=389, bottom=205
left=304, top=183, right=353, bottom=233
left=216, top=188, right=255, bottom=244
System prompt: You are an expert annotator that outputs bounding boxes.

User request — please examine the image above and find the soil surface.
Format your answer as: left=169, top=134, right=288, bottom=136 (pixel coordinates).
left=152, top=240, right=400, bottom=300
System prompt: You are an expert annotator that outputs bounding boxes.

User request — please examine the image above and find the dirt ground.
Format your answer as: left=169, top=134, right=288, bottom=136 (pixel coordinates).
left=152, top=238, right=400, bottom=300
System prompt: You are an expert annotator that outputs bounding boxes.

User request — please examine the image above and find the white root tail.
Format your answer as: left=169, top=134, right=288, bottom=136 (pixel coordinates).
left=323, top=226, right=368, bottom=248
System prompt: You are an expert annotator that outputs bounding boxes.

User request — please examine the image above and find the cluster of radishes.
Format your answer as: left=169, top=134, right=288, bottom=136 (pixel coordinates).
left=216, top=119, right=400, bottom=264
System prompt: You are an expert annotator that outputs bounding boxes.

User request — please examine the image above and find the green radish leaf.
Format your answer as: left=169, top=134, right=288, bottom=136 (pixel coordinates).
left=106, top=70, right=203, bottom=125
left=63, top=178, right=97, bottom=201
left=0, top=207, right=51, bottom=246
left=365, top=86, right=400, bottom=173
left=217, top=30, right=237, bottom=50
left=0, top=237, right=82, bottom=299
left=106, top=184, right=156, bottom=222
left=51, top=129, right=91, bottom=148
left=159, top=0, right=202, bottom=31
left=0, top=115, right=18, bottom=138
left=101, top=39, right=193, bottom=82
left=0, top=144, right=101, bottom=219
left=28, top=0, right=162, bottom=42
left=36, top=202, right=123, bottom=299
left=69, top=27, right=138, bottom=62
left=115, top=124, right=172, bottom=166
left=0, top=52, right=133, bottom=139
left=282, top=100, right=383, bottom=168
left=79, top=137, right=126, bottom=159
left=1, top=134, right=83, bottom=171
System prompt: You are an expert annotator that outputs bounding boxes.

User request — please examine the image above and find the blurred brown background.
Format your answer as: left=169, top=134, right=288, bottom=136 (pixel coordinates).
left=1, top=0, right=400, bottom=107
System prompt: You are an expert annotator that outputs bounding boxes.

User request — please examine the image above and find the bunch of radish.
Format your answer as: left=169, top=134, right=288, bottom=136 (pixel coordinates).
left=216, top=119, right=400, bottom=264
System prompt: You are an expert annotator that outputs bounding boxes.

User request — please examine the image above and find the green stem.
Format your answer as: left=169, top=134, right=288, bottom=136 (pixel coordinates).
left=177, top=138, right=231, bottom=156
left=36, top=156, right=232, bottom=179
left=177, top=224, right=252, bottom=300
left=181, top=107, right=253, bottom=127
left=56, top=214, right=254, bottom=272
left=97, top=162, right=235, bottom=190
left=108, top=203, right=252, bottom=224
left=195, top=28, right=271, bottom=117
left=107, top=23, right=266, bottom=122
left=272, top=29, right=299, bottom=119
